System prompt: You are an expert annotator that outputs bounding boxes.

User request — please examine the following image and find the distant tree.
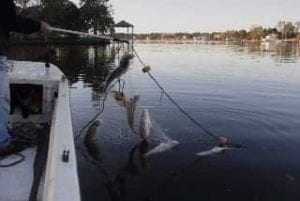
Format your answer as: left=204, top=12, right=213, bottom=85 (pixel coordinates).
left=248, top=26, right=264, bottom=41
left=276, top=20, right=285, bottom=39
left=276, top=21, right=296, bottom=39
left=40, top=0, right=67, bottom=27
left=80, top=0, right=114, bottom=34
left=18, top=5, right=43, bottom=20
left=192, top=32, right=202, bottom=38
left=63, top=1, right=85, bottom=30
left=38, top=0, right=84, bottom=32
left=238, top=29, right=247, bottom=40
left=284, top=22, right=296, bottom=39
left=277, top=21, right=285, bottom=32
left=263, top=28, right=278, bottom=37
left=149, top=33, right=160, bottom=40
left=295, top=21, right=300, bottom=33
left=225, top=30, right=244, bottom=41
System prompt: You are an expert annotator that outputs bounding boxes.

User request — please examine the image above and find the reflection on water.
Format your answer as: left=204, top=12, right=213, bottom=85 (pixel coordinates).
left=8, top=43, right=300, bottom=201
left=252, top=42, right=300, bottom=63
left=105, top=141, right=149, bottom=201
left=10, top=45, right=117, bottom=92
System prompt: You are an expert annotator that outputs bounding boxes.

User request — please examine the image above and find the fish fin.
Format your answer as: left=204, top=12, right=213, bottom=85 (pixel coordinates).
left=132, top=95, right=140, bottom=103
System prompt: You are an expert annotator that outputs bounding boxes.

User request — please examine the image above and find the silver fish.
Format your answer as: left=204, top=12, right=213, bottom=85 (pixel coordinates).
left=104, top=53, right=134, bottom=91
left=139, top=109, right=151, bottom=141
left=126, top=95, right=140, bottom=134
left=196, top=146, right=232, bottom=157
left=144, top=140, right=179, bottom=157
left=112, top=92, right=139, bottom=134
left=84, top=120, right=102, bottom=161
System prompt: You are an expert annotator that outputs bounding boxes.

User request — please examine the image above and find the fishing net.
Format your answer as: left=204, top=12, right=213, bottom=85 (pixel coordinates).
left=10, top=123, right=45, bottom=147
left=0, top=123, right=49, bottom=167
left=111, top=92, right=173, bottom=144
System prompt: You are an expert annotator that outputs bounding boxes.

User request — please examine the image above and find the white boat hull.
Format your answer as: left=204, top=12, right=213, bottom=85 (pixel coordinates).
left=0, top=61, right=81, bottom=201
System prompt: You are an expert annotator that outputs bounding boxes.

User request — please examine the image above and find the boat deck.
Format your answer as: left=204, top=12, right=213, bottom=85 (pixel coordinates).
left=0, top=61, right=57, bottom=201
left=0, top=123, right=50, bottom=201
left=0, top=148, right=37, bottom=201
left=0, top=61, right=81, bottom=201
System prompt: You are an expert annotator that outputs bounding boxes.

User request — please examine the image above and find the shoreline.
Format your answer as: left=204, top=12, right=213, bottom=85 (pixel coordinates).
left=135, top=39, right=300, bottom=44
left=10, top=39, right=300, bottom=46
left=10, top=38, right=111, bottom=46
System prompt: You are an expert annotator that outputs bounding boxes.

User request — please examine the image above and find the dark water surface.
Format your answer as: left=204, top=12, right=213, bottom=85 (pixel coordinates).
left=9, top=42, right=300, bottom=201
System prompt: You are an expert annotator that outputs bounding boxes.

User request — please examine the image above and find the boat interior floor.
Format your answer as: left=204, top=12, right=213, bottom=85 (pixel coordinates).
left=0, top=123, right=50, bottom=201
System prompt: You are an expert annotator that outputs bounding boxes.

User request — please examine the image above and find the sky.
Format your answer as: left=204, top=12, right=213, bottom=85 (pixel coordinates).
left=72, top=0, right=300, bottom=33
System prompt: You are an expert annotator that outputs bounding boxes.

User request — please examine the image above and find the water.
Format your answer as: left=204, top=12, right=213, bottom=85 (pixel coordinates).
left=9, top=42, right=300, bottom=201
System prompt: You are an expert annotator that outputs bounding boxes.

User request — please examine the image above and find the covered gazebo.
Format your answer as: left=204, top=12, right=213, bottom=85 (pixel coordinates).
left=114, top=20, right=134, bottom=46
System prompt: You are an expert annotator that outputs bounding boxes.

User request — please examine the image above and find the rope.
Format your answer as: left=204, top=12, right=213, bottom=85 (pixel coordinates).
left=0, top=153, right=25, bottom=168
left=146, top=71, right=219, bottom=141
left=132, top=46, right=244, bottom=148
left=0, top=123, right=43, bottom=168
left=75, top=80, right=119, bottom=141
left=132, top=47, right=147, bottom=66
left=75, top=92, right=108, bottom=141
left=76, top=51, right=129, bottom=141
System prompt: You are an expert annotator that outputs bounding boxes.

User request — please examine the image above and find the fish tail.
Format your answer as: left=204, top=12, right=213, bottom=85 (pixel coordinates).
left=127, top=95, right=139, bottom=111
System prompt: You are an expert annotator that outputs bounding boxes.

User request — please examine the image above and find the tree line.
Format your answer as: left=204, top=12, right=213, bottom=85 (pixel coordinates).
left=135, top=21, right=300, bottom=42
left=15, top=0, right=115, bottom=36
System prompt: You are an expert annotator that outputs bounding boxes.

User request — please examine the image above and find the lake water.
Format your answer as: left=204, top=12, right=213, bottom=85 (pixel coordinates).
left=9, top=42, right=300, bottom=201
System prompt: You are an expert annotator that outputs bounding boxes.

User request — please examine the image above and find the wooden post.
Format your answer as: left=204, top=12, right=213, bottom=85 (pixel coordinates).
left=117, top=42, right=120, bottom=61
left=127, top=27, right=130, bottom=51
left=132, top=27, right=134, bottom=49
